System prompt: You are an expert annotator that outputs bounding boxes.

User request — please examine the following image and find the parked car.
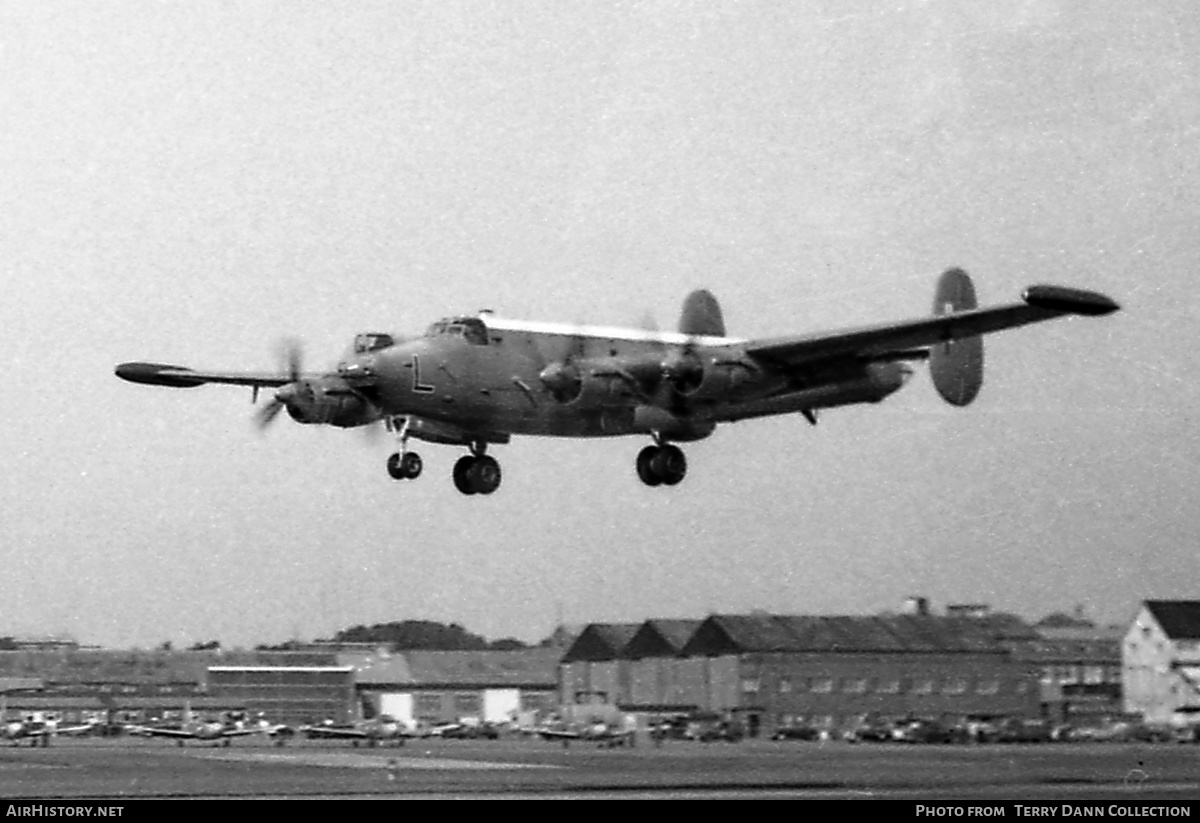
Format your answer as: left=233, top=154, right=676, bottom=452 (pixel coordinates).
left=844, top=718, right=900, bottom=743
left=771, top=725, right=821, bottom=741
left=893, top=718, right=969, bottom=744
left=685, top=714, right=744, bottom=743
left=993, top=718, right=1053, bottom=744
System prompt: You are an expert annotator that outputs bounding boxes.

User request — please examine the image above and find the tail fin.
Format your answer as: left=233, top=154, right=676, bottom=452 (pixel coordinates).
left=679, top=290, right=726, bottom=337
left=929, top=268, right=984, bottom=406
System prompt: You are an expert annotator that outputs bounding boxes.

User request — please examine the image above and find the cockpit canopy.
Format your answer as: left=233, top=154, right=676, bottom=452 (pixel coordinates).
left=423, top=316, right=489, bottom=345
left=352, top=333, right=395, bottom=354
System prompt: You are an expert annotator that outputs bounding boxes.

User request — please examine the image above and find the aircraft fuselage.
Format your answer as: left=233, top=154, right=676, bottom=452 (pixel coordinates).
left=363, top=314, right=910, bottom=443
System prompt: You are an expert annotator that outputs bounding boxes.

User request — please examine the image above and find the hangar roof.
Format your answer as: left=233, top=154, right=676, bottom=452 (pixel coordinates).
left=560, top=624, right=642, bottom=663
left=623, top=620, right=703, bottom=659
left=346, top=649, right=559, bottom=688
left=680, top=613, right=1034, bottom=656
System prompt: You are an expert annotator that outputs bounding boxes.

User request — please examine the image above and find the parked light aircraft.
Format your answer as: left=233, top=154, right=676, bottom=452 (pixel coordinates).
left=125, top=709, right=264, bottom=747
left=116, top=269, right=1119, bottom=495
left=537, top=721, right=634, bottom=748
left=299, top=715, right=414, bottom=747
left=0, top=717, right=95, bottom=747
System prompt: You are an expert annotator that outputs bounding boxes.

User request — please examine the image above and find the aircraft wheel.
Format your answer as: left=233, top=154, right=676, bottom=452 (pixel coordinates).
left=636, top=446, right=663, bottom=487
left=387, top=452, right=424, bottom=480
left=453, top=456, right=478, bottom=495
left=470, top=455, right=502, bottom=495
left=386, top=453, right=405, bottom=480
left=654, top=444, right=687, bottom=486
left=400, top=452, right=422, bottom=479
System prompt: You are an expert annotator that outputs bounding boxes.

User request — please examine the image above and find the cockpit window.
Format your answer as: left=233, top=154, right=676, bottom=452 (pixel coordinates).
left=423, top=317, right=489, bottom=345
left=461, top=318, right=488, bottom=345
left=353, top=333, right=395, bottom=353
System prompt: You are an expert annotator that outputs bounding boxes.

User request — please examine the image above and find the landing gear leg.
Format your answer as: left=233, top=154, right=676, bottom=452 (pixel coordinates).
left=386, top=417, right=423, bottom=481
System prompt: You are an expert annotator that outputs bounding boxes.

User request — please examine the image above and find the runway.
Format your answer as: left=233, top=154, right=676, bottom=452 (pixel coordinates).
left=2, top=737, right=1199, bottom=800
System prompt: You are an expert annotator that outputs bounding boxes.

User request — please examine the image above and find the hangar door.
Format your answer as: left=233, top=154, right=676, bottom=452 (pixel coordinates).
left=483, top=689, right=519, bottom=724
left=378, top=693, right=415, bottom=727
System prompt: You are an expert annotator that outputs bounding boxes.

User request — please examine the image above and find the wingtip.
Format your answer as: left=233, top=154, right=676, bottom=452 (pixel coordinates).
left=1022, top=285, right=1120, bottom=317
left=115, top=362, right=205, bottom=387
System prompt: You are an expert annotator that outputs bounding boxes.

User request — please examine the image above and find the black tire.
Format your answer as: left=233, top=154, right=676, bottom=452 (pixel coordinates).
left=386, top=453, right=406, bottom=480
left=453, top=456, right=478, bottom=495
left=655, top=444, right=687, bottom=485
left=636, top=446, right=662, bottom=486
left=400, top=452, right=423, bottom=479
left=470, top=455, right=502, bottom=495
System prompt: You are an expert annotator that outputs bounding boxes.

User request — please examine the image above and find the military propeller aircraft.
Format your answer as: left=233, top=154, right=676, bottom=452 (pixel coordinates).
left=116, top=269, right=1118, bottom=495
left=299, top=715, right=415, bottom=748
left=125, top=708, right=265, bottom=747
left=0, top=717, right=96, bottom=747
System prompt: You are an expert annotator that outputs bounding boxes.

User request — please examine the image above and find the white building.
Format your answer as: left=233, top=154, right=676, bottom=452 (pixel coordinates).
left=1123, top=600, right=1200, bottom=725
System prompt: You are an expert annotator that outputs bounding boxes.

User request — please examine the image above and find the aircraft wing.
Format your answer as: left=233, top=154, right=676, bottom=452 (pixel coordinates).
left=114, top=362, right=298, bottom=389
left=51, top=722, right=97, bottom=737
left=218, top=727, right=264, bottom=738
left=125, top=725, right=194, bottom=739
left=743, top=285, right=1119, bottom=369
left=301, top=724, right=369, bottom=741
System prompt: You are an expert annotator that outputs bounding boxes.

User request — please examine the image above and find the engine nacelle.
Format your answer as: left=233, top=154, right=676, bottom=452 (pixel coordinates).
left=672, top=358, right=756, bottom=403
left=541, top=358, right=640, bottom=407
left=285, top=378, right=380, bottom=428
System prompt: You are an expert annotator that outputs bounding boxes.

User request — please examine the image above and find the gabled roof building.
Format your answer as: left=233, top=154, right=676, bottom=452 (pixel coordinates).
left=1123, top=600, right=1200, bottom=724
left=559, top=611, right=1043, bottom=737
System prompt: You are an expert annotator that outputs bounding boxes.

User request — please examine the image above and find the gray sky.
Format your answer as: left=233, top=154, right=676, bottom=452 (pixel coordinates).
left=2, top=0, right=1196, bottom=649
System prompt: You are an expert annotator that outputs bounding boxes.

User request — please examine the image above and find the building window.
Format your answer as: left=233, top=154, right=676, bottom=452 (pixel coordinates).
left=811, top=678, right=834, bottom=694
left=842, top=679, right=869, bottom=694
left=1083, top=666, right=1104, bottom=684
left=875, top=679, right=901, bottom=694
left=913, top=680, right=936, bottom=695
left=943, top=678, right=968, bottom=695
left=741, top=679, right=760, bottom=694
left=976, top=680, right=1000, bottom=695
left=778, top=678, right=792, bottom=694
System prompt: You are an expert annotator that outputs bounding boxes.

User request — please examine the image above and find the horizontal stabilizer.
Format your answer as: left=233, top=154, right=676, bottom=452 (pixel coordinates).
left=1022, top=285, right=1120, bottom=316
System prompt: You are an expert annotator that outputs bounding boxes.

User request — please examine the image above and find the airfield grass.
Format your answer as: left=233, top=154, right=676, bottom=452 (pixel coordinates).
left=0, top=736, right=1197, bottom=799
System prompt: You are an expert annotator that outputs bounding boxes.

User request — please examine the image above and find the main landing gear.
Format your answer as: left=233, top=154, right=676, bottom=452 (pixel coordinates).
left=452, top=453, right=502, bottom=496
left=636, top=443, right=687, bottom=487
left=384, top=420, right=501, bottom=495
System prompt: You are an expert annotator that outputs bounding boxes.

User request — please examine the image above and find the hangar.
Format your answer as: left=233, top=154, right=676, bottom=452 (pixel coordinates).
left=345, top=648, right=560, bottom=728
left=561, top=609, right=1044, bottom=736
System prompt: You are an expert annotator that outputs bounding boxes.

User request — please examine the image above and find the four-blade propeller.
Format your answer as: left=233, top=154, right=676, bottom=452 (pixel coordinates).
left=256, top=340, right=304, bottom=430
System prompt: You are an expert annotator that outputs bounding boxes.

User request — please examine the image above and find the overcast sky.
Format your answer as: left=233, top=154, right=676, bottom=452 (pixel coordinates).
left=2, top=0, right=1196, bottom=649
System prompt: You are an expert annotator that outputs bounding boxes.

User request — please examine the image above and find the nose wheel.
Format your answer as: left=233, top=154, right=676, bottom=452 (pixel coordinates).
left=453, top=454, right=502, bottom=495
left=386, top=451, right=423, bottom=480
left=636, top=444, right=687, bottom=487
